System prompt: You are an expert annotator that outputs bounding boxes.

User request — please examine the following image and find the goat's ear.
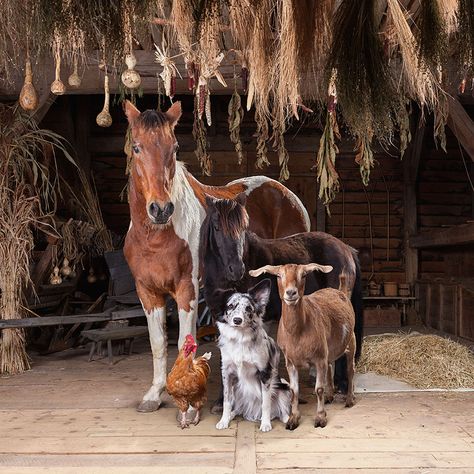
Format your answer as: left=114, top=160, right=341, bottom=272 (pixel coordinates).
left=248, top=278, right=271, bottom=309
left=301, top=263, right=333, bottom=276
left=235, top=192, right=247, bottom=207
left=124, top=100, right=141, bottom=123
left=249, top=265, right=280, bottom=277
left=165, top=101, right=182, bottom=128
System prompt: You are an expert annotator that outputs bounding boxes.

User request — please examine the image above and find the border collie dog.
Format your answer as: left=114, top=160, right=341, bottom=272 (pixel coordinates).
left=215, top=279, right=291, bottom=432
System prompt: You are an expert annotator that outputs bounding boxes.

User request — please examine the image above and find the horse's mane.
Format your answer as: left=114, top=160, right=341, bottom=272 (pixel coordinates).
left=134, top=109, right=169, bottom=130
left=214, top=199, right=249, bottom=238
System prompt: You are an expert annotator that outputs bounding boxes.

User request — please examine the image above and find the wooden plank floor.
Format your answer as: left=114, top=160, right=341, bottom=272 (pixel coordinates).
left=1, top=339, right=474, bottom=473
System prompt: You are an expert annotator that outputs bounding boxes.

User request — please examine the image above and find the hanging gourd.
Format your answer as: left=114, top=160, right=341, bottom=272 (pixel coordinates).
left=87, top=267, right=97, bottom=284
left=19, top=58, right=38, bottom=111
left=68, top=57, right=81, bottom=88
left=50, top=266, right=62, bottom=285
left=51, top=48, right=66, bottom=95
left=60, top=258, right=72, bottom=278
left=96, top=74, right=112, bottom=128
left=121, top=53, right=141, bottom=90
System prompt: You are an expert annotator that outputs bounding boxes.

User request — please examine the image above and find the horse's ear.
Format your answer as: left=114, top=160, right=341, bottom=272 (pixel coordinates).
left=301, top=263, right=333, bottom=276
left=124, top=100, right=140, bottom=123
left=249, top=265, right=281, bottom=277
left=166, top=101, right=182, bottom=128
left=248, top=278, right=271, bottom=309
left=235, top=192, right=247, bottom=207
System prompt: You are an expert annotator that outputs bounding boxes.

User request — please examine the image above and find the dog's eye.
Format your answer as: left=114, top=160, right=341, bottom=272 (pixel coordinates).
left=245, top=305, right=251, bottom=313
left=227, top=304, right=234, bottom=311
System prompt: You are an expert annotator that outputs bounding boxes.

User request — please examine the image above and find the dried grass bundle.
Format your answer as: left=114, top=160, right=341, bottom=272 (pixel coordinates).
left=458, top=0, right=474, bottom=67
left=418, top=0, right=448, bottom=68
left=355, top=133, right=375, bottom=186
left=357, top=333, right=474, bottom=389
left=193, top=95, right=211, bottom=175
left=255, top=108, right=270, bottom=169
left=0, top=186, right=37, bottom=374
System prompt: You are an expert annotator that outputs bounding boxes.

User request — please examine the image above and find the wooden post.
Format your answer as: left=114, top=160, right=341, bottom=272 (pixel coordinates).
left=403, top=122, right=425, bottom=285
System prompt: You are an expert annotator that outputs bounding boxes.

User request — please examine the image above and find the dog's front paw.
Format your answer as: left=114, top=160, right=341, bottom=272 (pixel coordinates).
left=216, top=418, right=230, bottom=430
left=259, top=421, right=272, bottom=432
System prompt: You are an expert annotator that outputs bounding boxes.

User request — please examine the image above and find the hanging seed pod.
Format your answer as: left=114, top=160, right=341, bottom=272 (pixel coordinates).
left=87, top=267, right=97, bottom=284
left=121, top=53, right=141, bottom=89
left=68, top=58, right=81, bottom=88
left=187, top=61, right=195, bottom=90
left=19, top=58, right=38, bottom=111
left=51, top=52, right=66, bottom=95
left=96, top=75, right=112, bottom=128
left=50, top=266, right=63, bottom=285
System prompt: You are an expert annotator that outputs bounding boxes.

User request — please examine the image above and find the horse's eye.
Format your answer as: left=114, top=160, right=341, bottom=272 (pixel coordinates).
left=132, top=145, right=140, bottom=154
left=174, top=143, right=179, bottom=153
left=213, top=223, right=219, bottom=231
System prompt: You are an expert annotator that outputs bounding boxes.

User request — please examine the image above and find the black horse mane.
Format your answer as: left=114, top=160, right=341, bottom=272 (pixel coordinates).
left=213, top=199, right=249, bottom=238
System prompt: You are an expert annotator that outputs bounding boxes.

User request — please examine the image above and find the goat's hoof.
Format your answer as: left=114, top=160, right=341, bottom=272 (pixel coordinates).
left=314, top=415, right=327, bottom=428
left=285, top=417, right=300, bottom=431
left=137, top=400, right=160, bottom=413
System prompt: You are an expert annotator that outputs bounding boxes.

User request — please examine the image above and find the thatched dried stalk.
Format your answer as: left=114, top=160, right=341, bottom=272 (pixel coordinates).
left=228, top=90, right=244, bottom=165
left=255, top=108, right=270, bottom=169
left=458, top=0, right=474, bottom=68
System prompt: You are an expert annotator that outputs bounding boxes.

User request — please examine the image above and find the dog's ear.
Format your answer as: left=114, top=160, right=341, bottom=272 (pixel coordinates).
left=212, top=288, right=235, bottom=316
left=248, top=278, right=271, bottom=310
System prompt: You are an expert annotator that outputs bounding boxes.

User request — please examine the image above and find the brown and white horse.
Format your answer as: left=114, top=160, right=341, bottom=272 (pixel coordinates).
left=123, top=100, right=310, bottom=412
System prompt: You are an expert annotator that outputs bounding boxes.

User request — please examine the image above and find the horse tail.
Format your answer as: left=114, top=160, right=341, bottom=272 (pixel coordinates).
left=351, top=253, right=364, bottom=361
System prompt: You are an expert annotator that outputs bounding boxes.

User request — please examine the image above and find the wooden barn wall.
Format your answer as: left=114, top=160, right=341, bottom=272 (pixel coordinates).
left=40, top=96, right=473, bottom=289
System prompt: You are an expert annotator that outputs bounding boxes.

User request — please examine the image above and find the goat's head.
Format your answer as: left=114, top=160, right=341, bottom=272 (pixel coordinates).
left=249, top=263, right=333, bottom=306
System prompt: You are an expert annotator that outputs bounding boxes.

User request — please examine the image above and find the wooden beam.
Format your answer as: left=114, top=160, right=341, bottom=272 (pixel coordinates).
left=447, top=95, right=474, bottom=162
left=410, top=222, right=474, bottom=249
left=403, top=122, right=426, bottom=285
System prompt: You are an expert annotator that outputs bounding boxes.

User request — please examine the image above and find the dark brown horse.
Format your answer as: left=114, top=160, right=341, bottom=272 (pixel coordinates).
left=123, top=101, right=310, bottom=412
left=199, top=195, right=363, bottom=392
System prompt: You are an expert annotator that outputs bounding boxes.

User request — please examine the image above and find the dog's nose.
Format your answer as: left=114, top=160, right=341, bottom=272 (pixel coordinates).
left=285, top=288, right=297, bottom=298
left=233, top=317, right=243, bottom=325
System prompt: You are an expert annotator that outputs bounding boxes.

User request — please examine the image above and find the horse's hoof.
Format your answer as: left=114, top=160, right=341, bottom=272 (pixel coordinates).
left=314, top=416, right=327, bottom=428
left=210, top=401, right=223, bottom=415
left=285, top=417, right=300, bottom=431
left=345, top=398, right=355, bottom=408
left=137, top=400, right=160, bottom=413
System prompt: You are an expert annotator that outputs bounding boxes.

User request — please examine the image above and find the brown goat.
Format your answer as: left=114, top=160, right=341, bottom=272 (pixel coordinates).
left=249, top=263, right=356, bottom=430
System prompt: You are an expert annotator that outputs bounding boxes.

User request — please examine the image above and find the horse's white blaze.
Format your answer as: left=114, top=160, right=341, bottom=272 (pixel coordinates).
left=142, top=306, right=167, bottom=403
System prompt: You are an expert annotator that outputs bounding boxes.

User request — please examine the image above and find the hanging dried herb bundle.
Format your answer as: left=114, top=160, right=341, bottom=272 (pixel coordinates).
left=255, top=108, right=270, bottom=169
left=458, top=0, right=474, bottom=68
left=355, top=133, right=375, bottom=186
left=272, top=110, right=290, bottom=182
left=228, top=90, right=244, bottom=165
left=193, top=95, right=211, bottom=176
left=317, top=109, right=340, bottom=205
left=418, top=0, right=448, bottom=68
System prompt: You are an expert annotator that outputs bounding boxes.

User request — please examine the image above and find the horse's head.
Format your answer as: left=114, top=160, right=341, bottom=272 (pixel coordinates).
left=201, top=194, right=249, bottom=282
left=124, top=100, right=182, bottom=226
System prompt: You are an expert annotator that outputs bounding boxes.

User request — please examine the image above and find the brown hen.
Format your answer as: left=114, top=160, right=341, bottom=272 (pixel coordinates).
left=166, top=334, right=211, bottom=428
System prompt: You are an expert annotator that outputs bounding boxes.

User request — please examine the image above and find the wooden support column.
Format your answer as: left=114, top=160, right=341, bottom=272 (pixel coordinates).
left=403, top=123, right=425, bottom=285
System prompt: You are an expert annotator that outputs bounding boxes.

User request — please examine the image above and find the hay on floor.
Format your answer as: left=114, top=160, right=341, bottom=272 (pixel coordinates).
left=357, top=332, right=474, bottom=389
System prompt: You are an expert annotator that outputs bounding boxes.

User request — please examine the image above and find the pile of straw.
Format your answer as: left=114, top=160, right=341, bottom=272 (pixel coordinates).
left=357, top=333, right=474, bottom=389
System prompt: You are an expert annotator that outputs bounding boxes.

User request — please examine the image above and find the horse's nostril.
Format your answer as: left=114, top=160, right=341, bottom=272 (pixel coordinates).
left=228, top=265, right=233, bottom=274
left=149, top=202, right=161, bottom=217
left=233, top=317, right=243, bottom=325
left=165, top=202, right=175, bottom=216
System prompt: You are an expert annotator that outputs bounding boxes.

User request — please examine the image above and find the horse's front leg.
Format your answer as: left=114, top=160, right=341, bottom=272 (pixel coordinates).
left=137, top=288, right=167, bottom=413
left=176, top=278, right=199, bottom=349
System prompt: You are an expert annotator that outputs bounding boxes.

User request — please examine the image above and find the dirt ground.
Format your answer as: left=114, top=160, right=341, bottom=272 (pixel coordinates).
left=1, top=336, right=474, bottom=473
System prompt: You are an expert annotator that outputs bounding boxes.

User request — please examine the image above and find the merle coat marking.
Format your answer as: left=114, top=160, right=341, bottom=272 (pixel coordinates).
left=215, top=280, right=291, bottom=432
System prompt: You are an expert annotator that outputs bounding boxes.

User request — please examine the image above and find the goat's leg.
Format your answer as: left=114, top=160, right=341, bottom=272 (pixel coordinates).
left=325, top=363, right=335, bottom=404
left=314, top=359, right=328, bottom=428
left=285, top=360, right=300, bottom=431
left=345, top=333, right=356, bottom=408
